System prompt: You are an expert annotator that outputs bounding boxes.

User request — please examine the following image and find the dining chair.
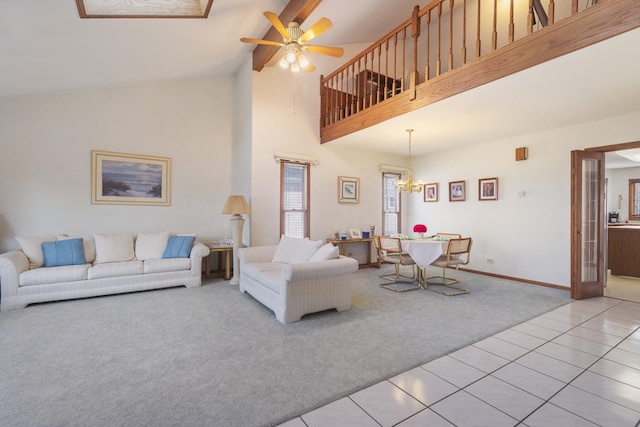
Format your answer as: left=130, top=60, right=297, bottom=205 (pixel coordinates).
left=373, top=236, right=419, bottom=292
left=436, top=232, right=461, bottom=240
left=426, top=237, right=472, bottom=296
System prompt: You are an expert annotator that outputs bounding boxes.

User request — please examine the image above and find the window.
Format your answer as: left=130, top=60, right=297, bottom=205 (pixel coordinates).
left=280, top=161, right=310, bottom=238
left=630, top=178, right=640, bottom=221
left=382, top=172, right=401, bottom=235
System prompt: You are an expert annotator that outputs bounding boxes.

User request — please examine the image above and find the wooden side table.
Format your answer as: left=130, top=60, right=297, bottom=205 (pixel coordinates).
left=326, top=238, right=376, bottom=268
left=204, top=243, right=233, bottom=280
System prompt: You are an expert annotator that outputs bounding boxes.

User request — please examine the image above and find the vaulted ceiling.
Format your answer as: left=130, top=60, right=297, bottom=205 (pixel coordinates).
left=1, top=0, right=639, bottom=165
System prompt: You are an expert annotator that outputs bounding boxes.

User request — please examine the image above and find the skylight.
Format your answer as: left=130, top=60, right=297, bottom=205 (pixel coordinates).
left=76, top=0, right=214, bottom=18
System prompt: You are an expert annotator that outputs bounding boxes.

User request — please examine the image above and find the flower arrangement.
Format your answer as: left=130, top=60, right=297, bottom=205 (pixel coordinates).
left=413, top=223, right=427, bottom=239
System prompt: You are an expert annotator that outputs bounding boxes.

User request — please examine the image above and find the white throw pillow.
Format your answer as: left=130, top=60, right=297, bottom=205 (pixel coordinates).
left=15, top=235, right=58, bottom=269
left=272, top=235, right=324, bottom=264
left=135, top=231, right=171, bottom=261
left=94, top=233, right=135, bottom=264
left=309, top=243, right=339, bottom=262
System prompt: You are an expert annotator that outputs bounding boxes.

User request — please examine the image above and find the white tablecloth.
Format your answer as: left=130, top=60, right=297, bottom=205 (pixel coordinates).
left=401, top=239, right=449, bottom=269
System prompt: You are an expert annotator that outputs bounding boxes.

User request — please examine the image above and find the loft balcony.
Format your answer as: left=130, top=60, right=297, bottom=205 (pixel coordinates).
left=319, top=0, right=640, bottom=144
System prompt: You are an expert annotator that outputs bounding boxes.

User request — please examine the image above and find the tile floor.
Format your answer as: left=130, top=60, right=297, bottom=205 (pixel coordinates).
left=278, top=297, right=640, bottom=427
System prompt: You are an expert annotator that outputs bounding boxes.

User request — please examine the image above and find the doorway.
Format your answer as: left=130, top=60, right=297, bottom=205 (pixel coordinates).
left=571, top=140, right=640, bottom=300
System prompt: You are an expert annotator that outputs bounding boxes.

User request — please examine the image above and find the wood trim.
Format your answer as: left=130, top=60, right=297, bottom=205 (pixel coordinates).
left=251, top=0, right=324, bottom=72
left=585, top=140, right=640, bottom=153
left=459, top=268, right=569, bottom=291
left=321, top=0, right=640, bottom=143
left=76, top=0, right=215, bottom=18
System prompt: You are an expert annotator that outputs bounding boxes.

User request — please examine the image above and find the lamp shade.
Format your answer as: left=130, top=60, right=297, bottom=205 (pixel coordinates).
left=221, top=195, right=251, bottom=215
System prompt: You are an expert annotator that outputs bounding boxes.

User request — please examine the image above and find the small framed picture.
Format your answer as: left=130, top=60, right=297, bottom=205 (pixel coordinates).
left=338, top=176, right=360, bottom=203
left=449, top=181, right=466, bottom=202
left=479, top=177, right=498, bottom=200
left=424, top=183, right=438, bottom=202
left=349, top=229, right=362, bottom=239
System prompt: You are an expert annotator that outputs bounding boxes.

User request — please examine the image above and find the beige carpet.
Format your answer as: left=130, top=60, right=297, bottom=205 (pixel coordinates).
left=605, top=274, right=640, bottom=303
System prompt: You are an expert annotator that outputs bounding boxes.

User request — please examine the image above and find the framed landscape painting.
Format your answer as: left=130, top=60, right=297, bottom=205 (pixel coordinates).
left=91, top=150, right=171, bottom=206
left=338, top=176, right=360, bottom=203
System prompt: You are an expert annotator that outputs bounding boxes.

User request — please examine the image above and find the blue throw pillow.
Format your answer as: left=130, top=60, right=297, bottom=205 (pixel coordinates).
left=162, top=235, right=195, bottom=259
left=42, top=238, right=87, bottom=267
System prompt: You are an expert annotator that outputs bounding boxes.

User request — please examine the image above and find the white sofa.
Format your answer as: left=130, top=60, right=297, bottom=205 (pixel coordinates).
left=238, top=238, right=359, bottom=324
left=0, top=232, right=209, bottom=311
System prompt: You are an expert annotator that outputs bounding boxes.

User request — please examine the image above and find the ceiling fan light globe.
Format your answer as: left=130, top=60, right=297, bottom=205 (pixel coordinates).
left=290, top=62, right=300, bottom=72
left=298, top=54, right=309, bottom=68
left=285, top=51, right=297, bottom=64
left=279, top=57, right=289, bottom=69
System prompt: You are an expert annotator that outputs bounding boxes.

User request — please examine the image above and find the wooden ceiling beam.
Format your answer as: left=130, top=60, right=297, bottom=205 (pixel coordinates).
left=251, top=0, right=323, bottom=71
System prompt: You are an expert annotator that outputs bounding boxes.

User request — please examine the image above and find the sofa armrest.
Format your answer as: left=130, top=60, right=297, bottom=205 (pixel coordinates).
left=282, top=256, right=359, bottom=282
left=190, top=242, right=210, bottom=258
left=0, top=251, right=29, bottom=299
left=238, top=246, right=277, bottom=265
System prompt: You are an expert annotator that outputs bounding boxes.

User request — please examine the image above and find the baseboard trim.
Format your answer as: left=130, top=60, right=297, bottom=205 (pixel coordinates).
left=458, top=268, right=570, bottom=292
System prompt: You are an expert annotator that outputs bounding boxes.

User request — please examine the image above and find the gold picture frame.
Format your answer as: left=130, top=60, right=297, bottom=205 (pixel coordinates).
left=91, top=150, right=171, bottom=206
left=338, top=176, right=360, bottom=203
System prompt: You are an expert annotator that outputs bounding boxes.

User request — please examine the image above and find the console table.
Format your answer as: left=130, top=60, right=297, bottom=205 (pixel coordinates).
left=327, top=238, right=376, bottom=268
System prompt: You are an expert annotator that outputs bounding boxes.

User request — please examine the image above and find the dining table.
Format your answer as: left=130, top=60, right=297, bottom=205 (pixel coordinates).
left=400, top=238, right=450, bottom=288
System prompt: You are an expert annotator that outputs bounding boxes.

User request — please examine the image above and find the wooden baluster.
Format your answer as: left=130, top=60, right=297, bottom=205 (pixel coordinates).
left=402, top=27, right=407, bottom=91
left=339, top=70, right=345, bottom=120
left=449, top=0, right=454, bottom=72
left=367, top=52, right=373, bottom=109
left=571, top=0, right=577, bottom=14
left=492, top=0, right=497, bottom=50
left=331, top=75, right=336, bottom=124
left=355, top=58, right=361, bottom=113
left=425, top=9, right=431, bottom=80
left=462, top=0, right=467, bottom=65
left=509, top=0, right=514, bottom=43
left=320, top=76, right=325, bottom=127
left=349, top=63, right=355, bottom=116
left=476, top=0, right=481, bottom=58
left=377, top=45, right=382, bottom=104
left=436, top=1, right=442, bottom=76
left=410, top=5, right=420, bottom=100
left=384, top=39, right=390, bottom=99
left=393, top=33, right=399, bottom=95
left=527, top=0, right=534, bottom=34
left=550, top=0, right=555, bottom=24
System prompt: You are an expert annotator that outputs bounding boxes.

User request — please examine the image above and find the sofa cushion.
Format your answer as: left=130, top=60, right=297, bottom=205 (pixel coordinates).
left=162, top=235, right=195, bottom=258
left=242, top=262, right=284, bottom=280
left=19, top=264, right=90, bottom=286
left=15, top=235, right=58, bottom=269
left=88, top=260, right=143, bottom=280
left=135, top=231, right=171, bottom=260
left=144, top=258, right=191, bottom=274
left=272, top=235, right=324, bottom=264
left=94, top=233, right=135, bottom=264
left=42, top=238, right=87, bottom=267
left=309, top=243, right=339, bottom=262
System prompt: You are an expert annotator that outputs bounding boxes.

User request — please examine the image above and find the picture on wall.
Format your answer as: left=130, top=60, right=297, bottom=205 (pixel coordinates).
left=449, top=180, right=466, bottom=202
left=338, top=176, right=360, bottom=203
left=479, top=177, right=498, bottom=200
left=91, top=150, right=171, bottom=206
left=424, top=183, right=438, bottom=202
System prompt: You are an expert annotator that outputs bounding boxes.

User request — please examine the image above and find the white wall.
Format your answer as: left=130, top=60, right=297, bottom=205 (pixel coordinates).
left=249, top=45, right=406, bottom=260
left=407, top=112, right=640, bottom=287
left=0, top=76, right=234, bottom=252
left=606, top=166, right=640, bottom=223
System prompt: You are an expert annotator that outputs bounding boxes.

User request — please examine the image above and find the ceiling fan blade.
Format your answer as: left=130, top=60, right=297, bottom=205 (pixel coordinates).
left=299, top=17, right=332, bottom=43
left=240, top=37, right=283, bottom=47
left=304, top=45, right=344, bottom=57
left=264, top=11, right=291, bottom=42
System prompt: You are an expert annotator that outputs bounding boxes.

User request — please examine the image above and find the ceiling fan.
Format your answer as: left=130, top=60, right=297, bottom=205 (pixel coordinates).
left=241, top=11, right=344, bottom=72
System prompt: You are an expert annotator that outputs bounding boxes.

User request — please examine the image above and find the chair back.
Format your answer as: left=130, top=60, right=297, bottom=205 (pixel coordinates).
left=437, top=232, right=462, bottom=240
left=379, top=236, right=402, bottom=253
left=447, top=238, right=472, bottom=264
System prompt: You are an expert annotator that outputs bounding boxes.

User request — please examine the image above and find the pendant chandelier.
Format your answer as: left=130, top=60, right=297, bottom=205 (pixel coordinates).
left=395, top=129, right=424, bottom=193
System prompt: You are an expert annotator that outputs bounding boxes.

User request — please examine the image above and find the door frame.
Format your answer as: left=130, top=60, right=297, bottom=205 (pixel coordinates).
left=571, top=140, right=640, bottom=298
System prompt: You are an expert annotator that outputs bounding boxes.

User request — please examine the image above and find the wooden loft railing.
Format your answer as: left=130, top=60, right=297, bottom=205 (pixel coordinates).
left=320, top=0, right=640, bottom=144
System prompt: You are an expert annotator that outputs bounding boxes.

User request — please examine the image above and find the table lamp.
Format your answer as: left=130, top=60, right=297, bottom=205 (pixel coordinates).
left=221, top=195, right=251, bottom=285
